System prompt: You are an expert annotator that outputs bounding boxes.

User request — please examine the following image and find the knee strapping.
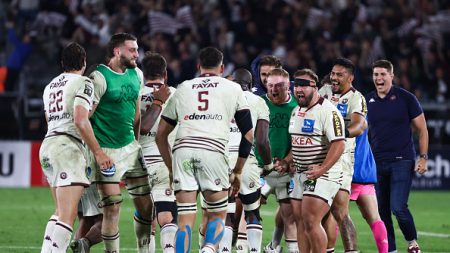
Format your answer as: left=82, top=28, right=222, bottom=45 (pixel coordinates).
left=134, top=210, right=152, bottom=224
left=175, top=225, right=192, bottom=253
left=203, top=196, right=228, bottom=213
left=177, top=202, right=197, bottom=215
left=205, top=218, right=225, bottom=245
left=239, top=191, right=261, bottom=211
left=244, top=209, right=262, bottom=224
left=125, top=180, right=151, bottom=198
left=98, top=194, right=123, bottom=208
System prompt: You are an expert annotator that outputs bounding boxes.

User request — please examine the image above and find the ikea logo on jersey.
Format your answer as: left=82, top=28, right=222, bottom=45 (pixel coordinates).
left=337, top=104, right=348, bottom=117
left=301, top=119, right=315, bottom=133
left=184, top=112, right=223, bottom=120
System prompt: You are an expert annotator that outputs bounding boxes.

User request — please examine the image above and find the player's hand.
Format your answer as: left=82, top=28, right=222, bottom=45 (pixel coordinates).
left=305, top=164, right=325, bottom=180
left=229, top=172, right=241, bottom=196
left=415, top=158, right=428, bottom=174
left=153, top=84, right=171, bottom=104
left=273, top=157, right=288, bottom=174
left=95, top=151, right=114, bottom=171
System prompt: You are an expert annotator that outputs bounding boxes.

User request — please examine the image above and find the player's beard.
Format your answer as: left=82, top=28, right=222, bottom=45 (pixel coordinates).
left=120, top=55, right=137, bottom=68
left=296, top=91, right=314, bottom=107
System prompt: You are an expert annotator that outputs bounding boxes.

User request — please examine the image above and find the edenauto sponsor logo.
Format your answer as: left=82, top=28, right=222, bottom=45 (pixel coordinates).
left=184, top=113, right=223, bottom=120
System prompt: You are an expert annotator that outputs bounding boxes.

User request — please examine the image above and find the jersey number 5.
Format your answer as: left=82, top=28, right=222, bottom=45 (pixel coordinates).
left=198, top=91, right=209, bottom=111
left=49, top=90, right=64, bottom=113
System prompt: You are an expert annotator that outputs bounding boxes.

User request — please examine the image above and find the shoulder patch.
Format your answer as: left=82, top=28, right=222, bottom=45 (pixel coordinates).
left=332, top=111, right=343, bottom=137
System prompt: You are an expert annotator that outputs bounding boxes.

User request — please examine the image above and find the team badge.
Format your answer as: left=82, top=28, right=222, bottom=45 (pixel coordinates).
left=337, top=104, right=348, bottom=117
left=165, top=189, right=172, bottom=196
left=301, top=119, right=315, bottom=133
left=215, top=179, right=221, bottom=185
left=249, top=182, right=255, bottom=189
left=298, top=111, right=305, bottom=117
left=287, top=179, right=294, bottom=195
left=341, top=98, right=348, bottom=104
left=390, top=95, right=397, bottom=100
left=303, top=179, right=316, bottom=192
left=60, top=172, right=67, bottom=179
left=84, top=84, right=93, bottom=97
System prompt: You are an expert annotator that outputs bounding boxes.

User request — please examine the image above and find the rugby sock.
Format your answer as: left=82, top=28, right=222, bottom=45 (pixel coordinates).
left=326, top=248, right=335, bottom=253
left=84, top=221, right=102, bottom=246
left=219, top=226, right=233, bottom=253
left=236, top=233, right=248, bottom=253
left=51, top=221, right=72, bottom=253
left=371, top=220, right=388, bottom=253
left=41, top=214, right=58, bottom=253
left=198, top=228, right=205, bottom=253
left=286, top=239, right=299, bottom=253
left=161, top=223, right=177, bottom=253
left=149, top=230, right=156, bottom=253
left=201, top=244, right=216, bottom=253
left=102, top=231, right=120, bottom=252
left=247, top=224, right=262, bottom=253
left=134, top=213, right=152, bottom=253
left=271, top=226, right=283, bottom=248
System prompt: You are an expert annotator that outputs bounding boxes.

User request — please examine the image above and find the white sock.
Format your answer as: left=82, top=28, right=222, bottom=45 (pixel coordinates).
left=201, top=244, right=216, bottom=253
left=102, top=232, right=120, bottom=252
left=134, top=214, right=152, bottom=253
left=219, top=226, right=233, bottom=253
left=149, top=231, right=156, bottom=253
left=286, top=239, right=299, bottom=253
left=199, top=228, right=205, bottom=253
left=41, top=215, right=58, bottom=253
left=326, top=248, right=335, bottom=253
left=51, top=221, right=73, bottom=253
left=236, top=234, right=248, bottom=253
left=272, top=227, right=283, bottom=248
left=247, top=224, right=263, bottom=253
left=161, top=223, right=177, bottom=253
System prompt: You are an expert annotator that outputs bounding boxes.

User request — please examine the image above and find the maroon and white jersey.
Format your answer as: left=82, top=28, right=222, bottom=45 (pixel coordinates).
left=43, top=73, right=94, bottom=139
left=288, top=97, right=345, bottom=175
left=319, top=85, right=367, bottom=153
left=161, top=74, right=249, bottom=155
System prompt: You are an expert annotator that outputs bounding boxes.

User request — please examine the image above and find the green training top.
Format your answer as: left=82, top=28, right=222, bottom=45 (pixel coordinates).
left=90, top=65, right=140, bottom=148
left=255, top=94, right=298, bottom=165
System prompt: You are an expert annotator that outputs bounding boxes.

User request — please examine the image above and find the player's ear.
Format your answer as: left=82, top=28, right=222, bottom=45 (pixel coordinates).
left=163, top=70, right=168, bottom=83
left=197, top=64, right=201, bottom=73
left=220, top=64, right=224, bottom=74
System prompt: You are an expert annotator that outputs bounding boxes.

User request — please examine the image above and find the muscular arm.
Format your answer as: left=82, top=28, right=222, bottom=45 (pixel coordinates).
left=346, top=112, right=367, bottom=138
left=74, top=105, right=113, bottom=169
left=411, top=113, right=429, bottom=173
left=156, top=117, right=176, bottom=170
left=306, top=139, right=345, bottom=180
left=140, top=103, right=163, bottom=134
left=133, top=96, right=141, bottom=140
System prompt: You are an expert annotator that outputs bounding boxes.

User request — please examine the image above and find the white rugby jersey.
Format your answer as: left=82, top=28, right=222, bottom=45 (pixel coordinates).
left=228, top=91, right=270, bottom=155
left=289, top=97, right=345, bottom=174
left=161, top=74, right=249, bottom=155
left=43, top=73, right=94, bottom=140
left=139, top=85, right=177, bottom=165
left=319, top=85, right=367, bottom=153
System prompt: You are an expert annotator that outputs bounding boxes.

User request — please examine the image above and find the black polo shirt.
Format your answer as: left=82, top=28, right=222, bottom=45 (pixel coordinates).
left=365, top=86, right=423, bottom=162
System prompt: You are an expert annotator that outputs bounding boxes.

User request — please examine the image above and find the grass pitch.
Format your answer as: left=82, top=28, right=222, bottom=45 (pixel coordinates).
left=0, top=188, right=449, bottom=252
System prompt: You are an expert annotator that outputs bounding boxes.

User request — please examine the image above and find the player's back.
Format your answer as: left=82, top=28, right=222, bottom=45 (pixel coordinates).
left=229, top=91, right=269, bottom=154
left=163, top=75, right=249, bottom=154
left=43, top=73, right=93, bottom=140
left=140, top=85, right=177, bottom=164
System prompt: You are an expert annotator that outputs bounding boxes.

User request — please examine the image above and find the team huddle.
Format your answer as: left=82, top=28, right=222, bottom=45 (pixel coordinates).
left=39, top=32, right=428, bottom=253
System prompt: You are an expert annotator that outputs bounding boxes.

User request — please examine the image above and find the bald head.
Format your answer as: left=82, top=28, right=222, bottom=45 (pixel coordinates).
left=232, top=68, right=252, bottom=91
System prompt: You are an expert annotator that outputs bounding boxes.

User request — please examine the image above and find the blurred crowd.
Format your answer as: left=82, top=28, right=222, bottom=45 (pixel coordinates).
left=1, top=0, right=449, bottom=108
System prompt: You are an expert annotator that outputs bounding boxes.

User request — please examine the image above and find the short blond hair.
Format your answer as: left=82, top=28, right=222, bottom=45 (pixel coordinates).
left=267, top=68, right=289, bottom=79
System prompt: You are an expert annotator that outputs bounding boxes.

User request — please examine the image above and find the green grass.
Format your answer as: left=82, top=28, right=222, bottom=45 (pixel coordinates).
left=0, top=188, right=449, bottom=252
